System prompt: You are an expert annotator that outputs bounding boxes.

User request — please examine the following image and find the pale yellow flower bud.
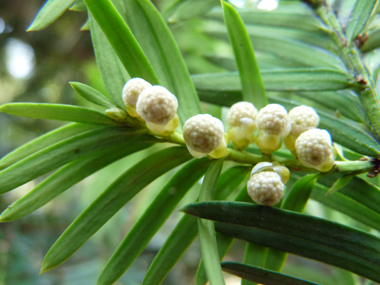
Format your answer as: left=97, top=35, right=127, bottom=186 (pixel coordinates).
left=247, top=171, right=284, bottom=206
left=183, top=114, right=227, bottom=159
left=295, top=129, right=335, bottom=172
left=255, top=104, right=291, bottom=137
left=227, top=102, right=257, bottom=150
left=289, top=105, right=319, bottom=137
left=136, top=85, right=179, bottom=134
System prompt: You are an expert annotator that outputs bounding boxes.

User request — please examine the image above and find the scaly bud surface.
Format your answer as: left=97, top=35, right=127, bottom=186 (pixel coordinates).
left=295, top=129, right=335, bottom=172
left=227, top=102, right=258, bottom=126
left=247, top=171, right=284, bottom=206
left=183, top=114, right=226, bottom=158
left=122, top=78, right=152, bottom=118
left=136, top=85, right=178, bottom=134
left=255, top=104, right=291, bottom=137
left=227, top=102, right=257, bottom=150
left=289, top=105, right=319, bottom=137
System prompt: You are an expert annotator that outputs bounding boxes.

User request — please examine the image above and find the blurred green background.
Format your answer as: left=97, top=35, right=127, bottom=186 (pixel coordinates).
left=1, top=1, right=379, bottom=284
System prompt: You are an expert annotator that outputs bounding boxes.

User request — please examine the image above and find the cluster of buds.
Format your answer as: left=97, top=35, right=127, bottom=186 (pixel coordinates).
left=122, top=78, right=179, bottom=135
left=120, top=79, right=336, bottom=173
left=247, top=162, right=289, bottom=206
left=225, top=102, right=335, bottom=172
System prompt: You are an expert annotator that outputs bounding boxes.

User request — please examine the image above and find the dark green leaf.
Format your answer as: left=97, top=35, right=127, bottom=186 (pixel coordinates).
left=222, top=261, right=320, bottom=285
left=317, top=175, right=380, bottom=217
left=182, top=202, right=380, bottom=283
left=70, top=82, right=115, bottom=108
left=309, top=179, right=380, bottom=233
left=40, top=147, right=191, bottom=272
left=222, top=1, right=267, bottom=108
left=295, top=90, right=366, bottom=123
left=88, top=12, right=129, bottom=109
left=28, top=0, right=75, bottom=31
left=0, top=103, right=119, bottom=125
left=83, top=0, right=159, bottom=84
left=0, top=127, right=143, bottom=194
left=97, top=158, right=210, bottom=285
left=264, top=174, right=319, bottom=272
left=0, top=135, right=156, bottom=222
left=143, top=166, right=250, bottom=285
left=241, top=243, right=268, bottom=285
left=192, top=69, right=355, bottom=93
left=122, top=0, right=202, bottom=123
left=346, top=0, right=377, bottom=42
left=0, top=123, right=98, bottom=170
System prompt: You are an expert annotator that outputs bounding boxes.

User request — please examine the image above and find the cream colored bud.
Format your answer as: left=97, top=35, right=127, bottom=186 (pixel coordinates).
left=255, top=104, right=291, bottom=138
left=122, top=78, right=152, bottom=117
left=183, top=114, right=226, bottom=158
left=255, top=130, right=281, bottom=154
left=295, top=129, right=335, bottom=172
left=136, top=86, right=178, bottom=133
left=247, top=171, right=284, bottom=206
left=289, top=105, right=319, bottom=137
left=227, top=102, right=258, bottom=126
left=226, top=102, right=257, bottom=150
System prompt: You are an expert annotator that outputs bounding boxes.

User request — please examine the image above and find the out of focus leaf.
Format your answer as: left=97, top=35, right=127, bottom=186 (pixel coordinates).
left=70, top=82, right=115, bottom=108
left=207, top=8, right=327, bottom=32
left=168, top=0, right=219, bottom=23
left=0, top=127, right=142, bottom=194
left=28, top=0, right=75, bottom=31
left=183, top=202, right=380, bottom=283
left=197, top=159, right=225, bottom=285
left=361, top=28, right=380, bottom=51
left=143, top=166, right=250, bottom=285
left=206, top=26, right=344, bottom=69
left=122, top=0, right=202, bottom=123
left=222, top=1, right=267, bottom=108
left=0, top=103, right=119, bottom=125
left=346, top=0, right=377, bottom=42
left=89, top=13, right=129, bottom=109
left=40, top=147, right=191, bottom=273
left=296, top=90, right=366, bottom=123
left=0, top=135, right=156, bottom=222
left=326, top=174, right=355, bottom=196
left=97, top=158, right=210, bottom=285
left=222, top=262, right=320, bottom=285
left=317, top=175, right=380, bottom=217
left=70, top=0, right=86, bottom=11
left=196, top=175, right=251, bottom=285
left=0, top=123, right=98, bottom=170
left=192, top=69, right=355, bottom=93
left=84, top=0, right=159, bottom=84
left=309, top=179, right=380, bottom=232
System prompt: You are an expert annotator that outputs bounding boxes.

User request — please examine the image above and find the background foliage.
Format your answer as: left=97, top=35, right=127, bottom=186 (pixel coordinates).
left=1, top=0, right=380, bottom=284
